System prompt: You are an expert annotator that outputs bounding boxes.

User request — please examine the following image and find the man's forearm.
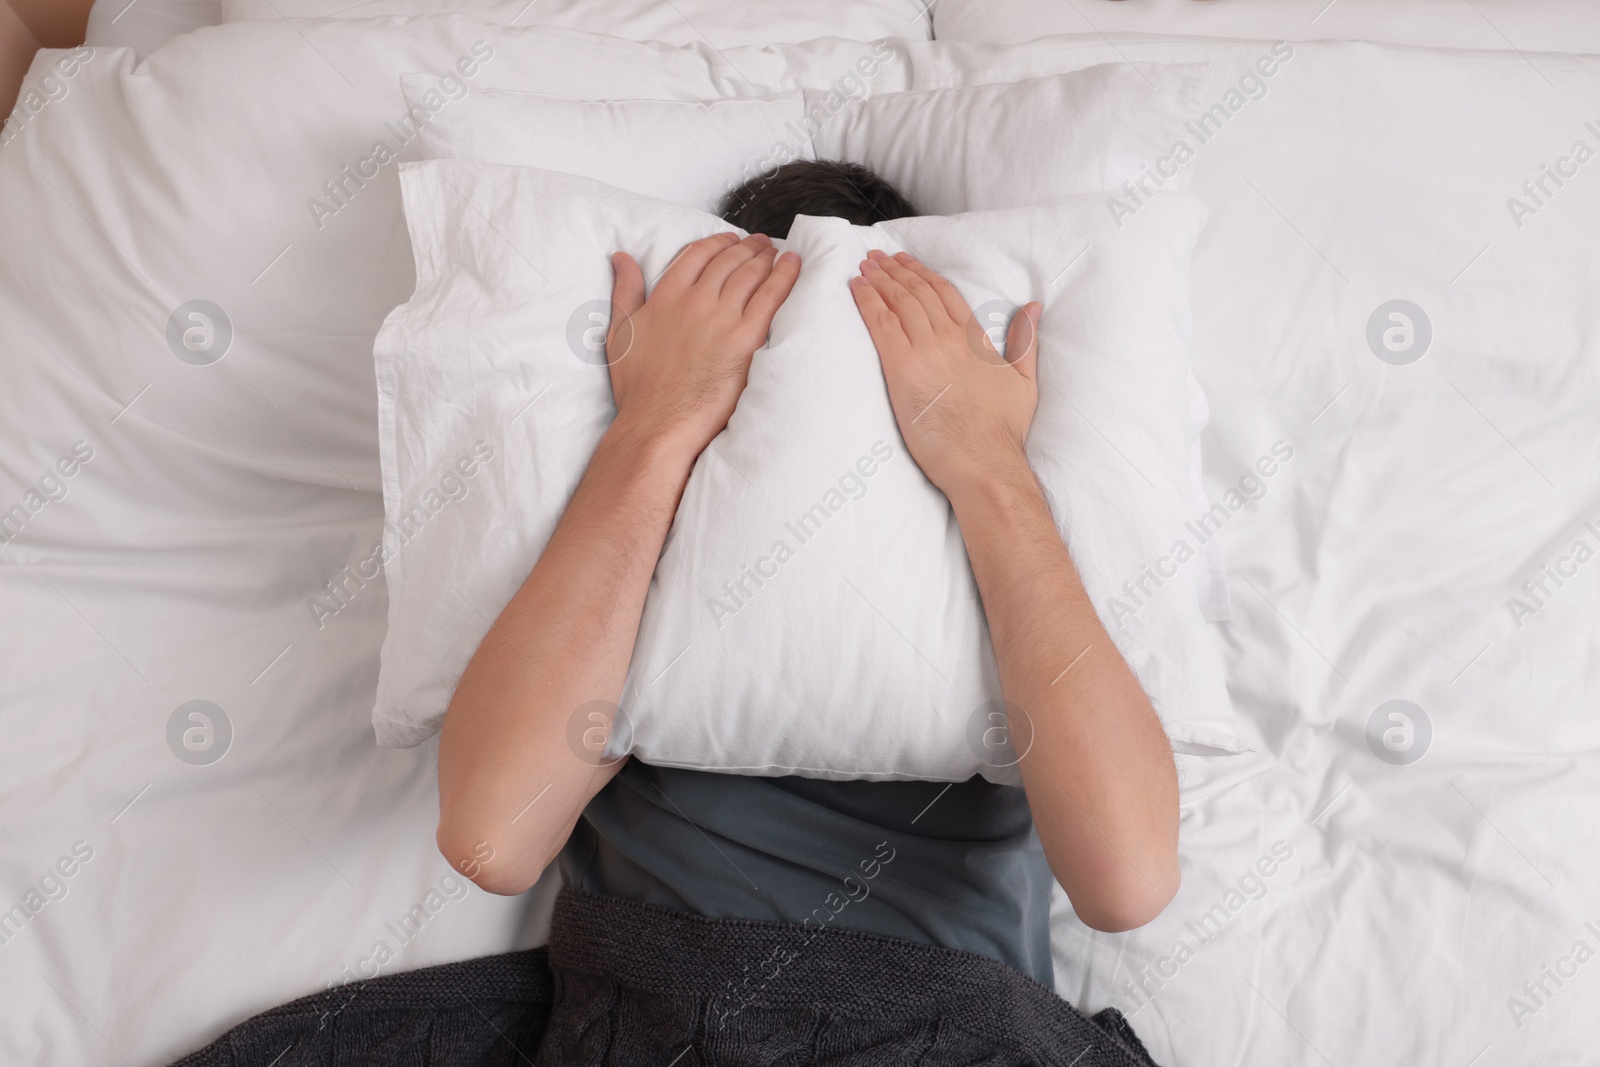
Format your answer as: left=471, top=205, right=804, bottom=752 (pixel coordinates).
left=948, top=452, right=1180, bottom=932
left=433, top=231, right=794, bottom=895
left=436, top=416, right=698, bottom=895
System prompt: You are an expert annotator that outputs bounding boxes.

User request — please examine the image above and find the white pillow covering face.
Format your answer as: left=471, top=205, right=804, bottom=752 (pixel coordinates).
left=374, top=160, right=1239, bottom=781
left=220, top=0, right=935, bottom=45
left=404, top=80, right=814, bottom=214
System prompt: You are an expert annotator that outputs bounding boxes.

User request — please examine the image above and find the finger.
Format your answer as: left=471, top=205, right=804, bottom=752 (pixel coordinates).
left=607, top=252, right=644, bottom=368
left=609, top=251, right=646, bottom=318
left=861, top=258, right=934, bottom=341
left=701, top=233, right=773, bottom=295
left=724, top=244, right=777, bottom=310
left=742, top=250, right=802, bottom=328
left=871, top=251, right=950, bottom=328
left=849, top=274, right=911, bottom=360
left=891, top=252, right=973, bottom=326
left=656, top=231, right=742, bottom=293
left=1006, top=302, right=1042, bottom=384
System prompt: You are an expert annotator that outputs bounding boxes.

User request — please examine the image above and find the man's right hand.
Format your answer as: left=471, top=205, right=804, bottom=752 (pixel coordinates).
left=606, top=232, right=800, bottom=458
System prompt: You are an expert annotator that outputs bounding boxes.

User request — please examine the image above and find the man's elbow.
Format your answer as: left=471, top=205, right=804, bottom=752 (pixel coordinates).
left=435, top=818, right=549, bottom=897
left=1076, top=868, right=1181, bottom=933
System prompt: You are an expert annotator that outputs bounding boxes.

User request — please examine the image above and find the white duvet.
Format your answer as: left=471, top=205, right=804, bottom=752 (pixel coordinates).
left=3, top=12, right=1599, bottom=1067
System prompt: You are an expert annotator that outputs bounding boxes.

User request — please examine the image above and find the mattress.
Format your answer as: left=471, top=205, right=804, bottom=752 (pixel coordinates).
left=4, top=7, right=1599, bottom=1067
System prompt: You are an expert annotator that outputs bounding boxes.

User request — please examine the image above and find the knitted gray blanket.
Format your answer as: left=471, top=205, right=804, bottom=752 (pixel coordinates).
left=173, top=888, right=1160, bottom=1066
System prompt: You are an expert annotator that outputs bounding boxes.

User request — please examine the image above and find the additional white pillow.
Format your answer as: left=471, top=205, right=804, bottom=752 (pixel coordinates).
left=85, top=0, right=220, bottom=58
left=807, top=64, right=1211, bottom=217
left=404, top=80, right=814, bottom=214
left=220, top=0, right=935, bottom=45
left=407, top=61, right=1230, bottom=623
left=931, top=0, right=1600, bottom=53
left=408, top=58, right=1207, bottom=236
left=373, top=160, right=1240, bottom=780
left=8, top=18, right=905, bottom=495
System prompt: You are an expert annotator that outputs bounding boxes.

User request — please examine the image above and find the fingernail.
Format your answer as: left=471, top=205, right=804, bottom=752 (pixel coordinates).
left=863, top=259, right=881, bottom=271
left=894, top=252, right=914, bottom=263
left=753, top=233, right=771, bottom=245
left=867, top=249, right=886, bottom=259
left=779, top=251, right=799, bottom=264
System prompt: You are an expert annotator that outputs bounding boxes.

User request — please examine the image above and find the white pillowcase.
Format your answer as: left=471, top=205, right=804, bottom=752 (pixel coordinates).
left=406, top=60, right=1231, bottom=625
left=373, top=160, right=1239, bottom=780
left=405, top=79, right=814, bottom=215
left=411, top=59, right=1209, bottom=220
left=930, top=0, right=1600, bottom=53
left=24, top=19, right=903, bottom=495
left=807, top=64, right=1211, bottom=217
left=220, top=0, right=934, bottom=45
left=84, top=0, right=220, bottom=57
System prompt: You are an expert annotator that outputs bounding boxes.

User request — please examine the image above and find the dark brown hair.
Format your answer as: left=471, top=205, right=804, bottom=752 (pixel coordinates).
left=718, top=159, right=916, bottom=239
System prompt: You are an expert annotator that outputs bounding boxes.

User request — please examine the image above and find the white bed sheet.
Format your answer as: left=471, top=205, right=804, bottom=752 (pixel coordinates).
left=0, top=23, right=914, bottom=1067
left=3, top=17, right=1599, bottom=1067
left=999, top=36, right=1600, bottom=1067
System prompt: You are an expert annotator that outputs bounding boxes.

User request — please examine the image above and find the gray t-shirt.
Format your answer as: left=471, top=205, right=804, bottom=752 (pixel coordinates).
left=560, top=759, right=1057, bottom=987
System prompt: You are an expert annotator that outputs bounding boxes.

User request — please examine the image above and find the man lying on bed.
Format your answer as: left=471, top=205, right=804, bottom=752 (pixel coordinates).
left=448, top=158, right=1179, bottom=1057
left=174, top=163, right=1179, bottom=1067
